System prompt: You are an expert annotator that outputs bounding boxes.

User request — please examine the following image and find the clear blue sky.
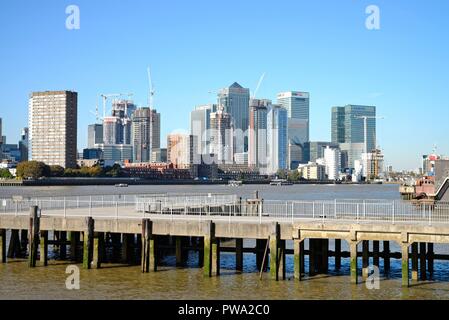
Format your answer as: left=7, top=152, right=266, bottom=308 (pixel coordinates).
left=1, top=0, right=448, bottom=170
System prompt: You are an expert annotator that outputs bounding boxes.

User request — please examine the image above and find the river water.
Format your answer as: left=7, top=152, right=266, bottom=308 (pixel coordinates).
left=1, top=184, right=449, bottom=300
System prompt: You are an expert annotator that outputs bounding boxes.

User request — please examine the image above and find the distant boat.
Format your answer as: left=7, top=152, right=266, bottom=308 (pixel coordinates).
left=115, top=183, right=129, bottom=188
left=270, top=179, right=293, bottom=186
left=228, top=180, right=243, bottom=187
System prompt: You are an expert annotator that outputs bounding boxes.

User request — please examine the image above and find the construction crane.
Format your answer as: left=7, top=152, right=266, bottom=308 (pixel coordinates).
left=100, top=93, right=134, bottom=118
left=147, top=67, right=155, bottom=109
left=354, top=115, right=385, bottom=154
left=252, top=73, right=266, bottom=99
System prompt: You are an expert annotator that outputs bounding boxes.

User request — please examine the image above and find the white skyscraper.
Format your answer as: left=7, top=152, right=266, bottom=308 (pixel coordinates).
left=324, top=146, right=341, bottom=181
left=267, top=105, right=288, bottom=175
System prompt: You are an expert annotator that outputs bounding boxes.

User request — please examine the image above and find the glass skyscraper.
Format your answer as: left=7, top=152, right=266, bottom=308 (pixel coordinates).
left=267, top=105, right=288, bottom=175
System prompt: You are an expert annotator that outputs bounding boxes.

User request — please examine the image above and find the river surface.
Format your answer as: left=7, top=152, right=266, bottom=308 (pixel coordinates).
left=1, top=184, right=449, bottom=300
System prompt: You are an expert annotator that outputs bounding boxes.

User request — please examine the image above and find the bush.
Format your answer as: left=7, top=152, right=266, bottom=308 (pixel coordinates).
left=16, top=161, right=50, bottom=179
left=0, top=168, right=13, bottom=179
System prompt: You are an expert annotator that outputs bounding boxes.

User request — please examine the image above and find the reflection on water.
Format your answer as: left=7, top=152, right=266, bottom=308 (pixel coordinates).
left=1, top=184, right=449, bottom=300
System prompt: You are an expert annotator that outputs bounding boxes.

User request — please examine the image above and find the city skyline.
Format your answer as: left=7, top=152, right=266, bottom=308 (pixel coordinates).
left=1, top=0, right=449, bottom=170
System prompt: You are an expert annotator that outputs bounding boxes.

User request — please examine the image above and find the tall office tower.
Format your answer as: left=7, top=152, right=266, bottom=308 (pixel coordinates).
left=266, top=104, right=288, bottom=175
left=210, top=106, right=233, bottom=164
left=324, top=146, right=341, bottom=180
left=217, top=82, right=250, bottom=153
left=28, top=91, right=77, bottom=168
left=190, top=104, right=217, bottom=155
left=167, top=133, right=197, bottom=167
left=150, top=109, right=161, bottom=150
left=277, top=91, right=310, bottom=169
left=248, top=99, right=269, bottom=170
left=131, top=108, right=152, bottom=162
left=103, top=116, right=123, bottom=145
left=88, top=124, right=103, bottom=148
left=19, top=127, right=29, bottom=162
left=339, top=142, right=365, bottom=171
left=331, top=105, right=377, bottom=152
left=305, top=141, right=340, bottom=163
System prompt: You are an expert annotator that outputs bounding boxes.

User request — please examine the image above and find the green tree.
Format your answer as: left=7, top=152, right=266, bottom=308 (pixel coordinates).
left=276, top=169, right=287, bottom=179
left=49, top=165, right=64, bottom=177
left=287, top=170, right=301, bottom=182
left=16, top=161, right=50, bottom=179
left=0, top=168, right=13, bottom=179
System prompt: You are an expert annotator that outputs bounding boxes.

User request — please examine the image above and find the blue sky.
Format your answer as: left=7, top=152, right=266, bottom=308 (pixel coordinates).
left=0, top=0, right=448, bottom=170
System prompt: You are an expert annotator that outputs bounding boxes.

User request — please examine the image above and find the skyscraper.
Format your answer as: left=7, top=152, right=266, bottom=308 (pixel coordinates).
left=150, top=109, right=161, bottom=150
left=19, top=127, right=29, bottom=162
left=88, top=124, right=103, bottom=148
left=267, top=104, right=288, bottom=175
left=190, top=104, right=217, bottom=155
left=331, top=105, right=377, bottom=152
left=324, top=146, right=341, bottom=180
left=277, top=91, right=310, bottom=169
left=248, top=99, right=269, bottom=170
left=305, top=141, right=339, bottom=163
left=103, top=116, right=122, bottom=145
left=28, top=91, right=77, bottom=168
left=217, top=82, right=250, bottom=153
left=131, top=108, right=152, bottom=162
left=167, top=133, right=197, bottom=167
left=210, top=106, right=233, bottom=164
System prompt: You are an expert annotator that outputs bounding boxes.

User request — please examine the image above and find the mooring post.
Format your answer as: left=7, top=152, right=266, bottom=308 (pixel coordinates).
left=69, top=232, right=80, bottom=261
left=428, top=243, right=434, bottom=276
left=141, top=219, right=156, bottom=272
left=203, top=220, right=219, bottom=277
left=402, top=244, right=410, bottom=287
left=350, top=240, right=358, bottom=284
left=235, top=238, right=243, bottom=271
left=411, top=242, right=418, bottom=281
left=0, top=229, right=6, bottom=263
left=335, top=239, right=341, bottom=271
left=373, top=240, right=380, bottom=268
left=383, top=241, right=390, bottom=275
left=294, top=239, right=304, bottom=281
left=28, top=206, right=40, bottom=268
left=176, top=236, right=184, bottom=267
left=362, top=240, right=369, bottom=280
left=39, top=230, right=48, bottom=266
left=269, top=222, right=282, bottom=281
left=82, top=217, right=94, bottom=269
left=419, top=242, right=427, bottom=280
left=92, top=232, right=103, bottom=269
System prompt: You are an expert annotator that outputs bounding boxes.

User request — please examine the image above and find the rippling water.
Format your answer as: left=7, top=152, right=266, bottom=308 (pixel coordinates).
left=1, top=184, right=449, bottom=300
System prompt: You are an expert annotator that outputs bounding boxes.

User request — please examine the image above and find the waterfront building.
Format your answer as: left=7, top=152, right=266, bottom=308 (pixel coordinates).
left=248, top=99, right=269, bottom=171
left=305, top=141, right=339, bottom=163
left=217, top=82, right=250, bottom=153
left=277, top=91, right=310, bottom=169
left=88, top=124, right=103, bottom=148
left=28, top=91, right=77, bottom=168
left=103, top=116, right=122, bottom=145
left=95, top=144, right=132, bottom=163
left=167, top=133, right=198, bottom=167
left=190, top=104, right=217, bottom=155
left=266, top=104, right=288, bottom=175
left=361, top=148, right=384, bottom=180
left=323, top=146, right=341, bottom=181
left=297, top=162, right=326, bottom=181
left=331, top=105, right=377, bottom=153
left=210, top=106, right=233, bottom=164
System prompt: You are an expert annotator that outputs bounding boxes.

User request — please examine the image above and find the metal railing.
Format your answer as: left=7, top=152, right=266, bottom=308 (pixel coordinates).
left=1, top=196, right=449, bottom=226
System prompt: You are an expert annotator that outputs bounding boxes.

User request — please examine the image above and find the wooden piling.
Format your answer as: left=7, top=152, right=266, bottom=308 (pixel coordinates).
left=428, top=243, right=434, bottom=276
left=402, top=244, right=410, bottom=287
left=269, top=223, right=283, bottom=281
left=60, top=231, right=67, bottom=260
left=373, top=240, right=380, bottom=267
left=203, top=221, right=219, bottom=277
left=335, top=239, right=341, bottom=271
left=141, top=219, right=157, bottom=272
left=69, top=231, right=80, bottom=261
left=92, top=232, right=103, bottom=269
left=309, top=239, right=316, bottom=276
left=7, top=230, right=21, bottom=258
left=235, top=238, right=243, bottom=271
left=294, top=239, right=304, bottom=281
left=28, top=206, right=39, bottom=268
left=39, top=230, right=48, bottom=266
left=419, top=242, right=427, bottom=280
left=82, top=217, right=94, bottom=269
left=411, top=242, right=418, bottom=281
left=122, top=234, right=135, bottom=264
left=383, top=241, right=390, bottom=275
left=176, top=236, right=184, bottom=266
left=256, top=239, right=267, bottom=271
left=350, top=240, right=358, bottom=284
left=0, top=229, right=6, bottom=263
left=362, top=240, right=369, bottom=280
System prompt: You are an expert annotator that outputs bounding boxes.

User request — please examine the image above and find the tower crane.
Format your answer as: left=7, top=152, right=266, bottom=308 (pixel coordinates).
left=147, top=67, right=155, bottom=109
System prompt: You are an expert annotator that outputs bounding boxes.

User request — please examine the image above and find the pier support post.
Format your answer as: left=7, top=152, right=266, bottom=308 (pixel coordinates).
left=7, top=230, right=21, bottom=258
left=373, top=241, right=380, bottom=268
left=309, top=239, right=316, bottom=276
left=122, top=234, right=135, bottom=264
left=141, top=219, right=157, bottom=272
left=383, top=241, right=390, bottom=275
left=411, top=243, right=418, bottom=281
left=419, top=242, right=427, bottom=280
left=203, top=221, right=219, bottom=277
left=402, top=244, right=410, bottom=287
left=294, top=239, right=304, bottom=281
left=28, top=206, right=40, bottom=268
left=198, top=237, right=204, bottom=268
left=60, top=231, right=67, bottom=260
left=235, top=238, right=243, bottom=271
left=256, top=239, right=267, bottom=271
left=428, top=243, right=434, bottom=276
left=350, top=240, right=358, bottom=284
left=0, top=229, right=6, bottom=263
left=82, top=217, right=94, bottom=269
left=92, top=232, right=103, bottom=269
left=362, top=240, right=369, bottom=280
left=269, top=223, right=284, bottom=281
left=69, top=232, right=80, bottom=261
left=39, top=231, right=48, bottom=266
left=335, top=239, right=341, bottom=271
left=176, top=236, right=184, bottom=267
left=320, top=239, right=329, bottom=274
